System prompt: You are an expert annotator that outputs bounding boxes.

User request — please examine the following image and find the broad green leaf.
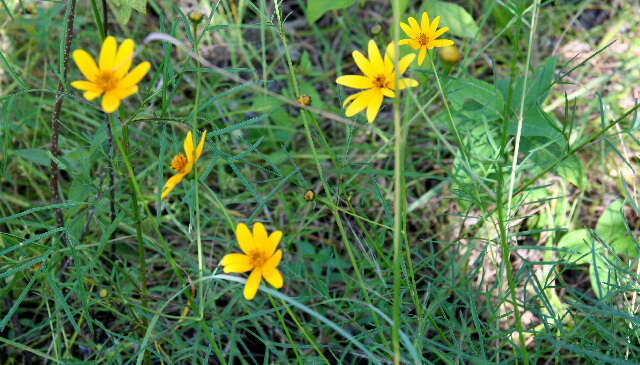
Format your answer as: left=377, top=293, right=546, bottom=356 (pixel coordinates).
left=420, top=1, right=479, bottom=38
left=307, top=0, right=356, bottom=24
left=447, top=78, right=504, bottom=122
left=556, top=154, right=587, bottom=190
left=557, top=229, right=596, bottom=265
left=108, top=0, right=147, bottom=25
left=595, top=200, right=627, bottom=243
left=610, top=236, right=639, bottom=257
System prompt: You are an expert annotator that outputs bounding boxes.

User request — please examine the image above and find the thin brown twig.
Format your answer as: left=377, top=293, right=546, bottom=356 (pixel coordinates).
left=48, top=0, right=77, bottom=248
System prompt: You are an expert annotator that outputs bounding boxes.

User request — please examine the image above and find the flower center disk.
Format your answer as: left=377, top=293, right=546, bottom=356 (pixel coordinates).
left=418, top=33, right=429, bottom=46
left=373, top=75, right=387, bottom=89
left=248, top=251, right=268, bottom=268
left=95, top=70, right=118, bottom=91
left=171, top=153, right=188, bottom=173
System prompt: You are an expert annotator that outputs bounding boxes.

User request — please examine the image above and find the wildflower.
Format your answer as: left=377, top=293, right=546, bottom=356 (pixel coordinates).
left=399, top=12, right=454, bottom=66
left=336, top=40, right=418, bottom=123
left=221, top=223, right=284, bottom=300
left=161, top=130, right=207, bottom=199
left=71, top=36, right=150, bottom=113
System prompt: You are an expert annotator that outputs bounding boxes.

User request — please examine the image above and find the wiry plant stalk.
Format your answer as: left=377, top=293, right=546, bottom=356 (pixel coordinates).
left=49, top=0, right=77, bottom=255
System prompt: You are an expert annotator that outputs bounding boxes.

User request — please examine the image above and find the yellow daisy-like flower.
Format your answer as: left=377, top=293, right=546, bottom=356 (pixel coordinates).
left=71, top=36, right=150, bottom=113
left=336, top=40, right=418, bottom=123
left=221, top=223, right=284, bottom=300
left=161, top=130, right=207, bottom=199
left=399, top=12, right=454, bottom=66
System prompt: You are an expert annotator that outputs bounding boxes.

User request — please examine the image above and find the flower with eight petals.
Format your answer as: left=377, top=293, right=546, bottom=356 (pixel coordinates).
left=336, top=40, right=418, bottom=123
left=71, top=36, right=150, bottom=113
left=220, top=223, right=284, bottom=300
left=399, top=11, right=454, bottom=66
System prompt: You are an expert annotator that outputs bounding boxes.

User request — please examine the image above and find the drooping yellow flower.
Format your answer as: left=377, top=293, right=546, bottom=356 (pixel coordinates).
left=336, top=40, right=418, bottom=123
left=161, top=130, right=207, bottom=199
left=399, top=12, right=454, bottom=66
left=71, top=36, right=150, bottom=113
left=220, top=223, right=284, bottom=300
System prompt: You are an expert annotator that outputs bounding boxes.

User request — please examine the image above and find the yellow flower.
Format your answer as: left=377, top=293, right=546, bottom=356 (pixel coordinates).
left=71, top=36, right=150, bottom=113
left=220, top=223, right=284, bottom=300
left=336, top=40, right=418, bottom=123
left=161, top=130, right=207, bottom=199
left=399, top=12, right=454, bottom=66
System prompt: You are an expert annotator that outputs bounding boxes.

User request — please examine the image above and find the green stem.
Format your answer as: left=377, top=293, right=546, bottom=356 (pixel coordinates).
left=267, top=294, right=303, bottom=365
left=391, top=0, right=403, bottom=363
left=191, top=19, right=204, bottom=319
left=119, top=116, right=148, bottom=316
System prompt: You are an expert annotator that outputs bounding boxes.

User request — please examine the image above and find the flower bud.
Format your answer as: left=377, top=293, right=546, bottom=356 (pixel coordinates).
left=370, top=24, right=382, bottom=35
left=304, top=190, right=315, bottom=201
left=296, top=94, right=311, bottom=107
left=189, top=11, right=204, bottom=25
left=439, top=45, right=461, bottom=64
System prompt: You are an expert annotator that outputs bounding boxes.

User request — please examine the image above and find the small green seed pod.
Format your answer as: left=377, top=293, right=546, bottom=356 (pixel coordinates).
left=304, top=190, right=315, bottom=201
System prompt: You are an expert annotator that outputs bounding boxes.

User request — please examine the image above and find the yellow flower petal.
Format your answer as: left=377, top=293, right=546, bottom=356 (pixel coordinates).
left=398, top=78, right=419, bottom=90
left=161, top=172, right=187, bottom=199
left=102, top=90, right=121, bottom=113
left=195, top=130, right=207, bottom=160
left=336, top=75, right=373, bottom=89
left=417, top=47, right=427, bottom=66
left=99, top=36, right=117, bottom=71
left=434, top=27, right=449, bottom=39
left=345, top=89, right=372, bottom=117
left=398, top=54, right=416, bottom=74
left=367, top=39, right=384, bottom=72
left=114, top=39, right=134, bottom=79
left=421, top=12, right=431, bottom=33
left=265, top=230, right=282, bottom=257
left=72, top=50, right=99, bottom=82
left=400, top=22, right=416, bottom=39
left=430, top=16, right=441, bottom=34
left=236, top=223, right=255, bottom=255
left=432, top=39, right=454, bottom=48
left=342, top=91, right=361, bottom=108
left=408, top=40, right=421, bottom=50
left=366, top=90, right=384, bottom=123
left=243, top=268, right=262, bottom=300
left=71, top=80, right=101, bottom=92
left=408, top=17, right=421, bottom=34
left=398, top=39, right=411, bottom=46
left=83, top=90, right=101, bottom=101
left=262, top=267, right=283, bottom=289
left=221, top=253, right=253, bottom=273
left=352, top=50, right=374, bottom=78
left=263, top=249, right=283, bottom=271
left=381, top=88, right=395, bottom=98
left=252, top=222, right=269, bottom=252
left=119, top=62, right=150, bottom=89
left=184, top=131, right=195, bottom=164
left=111, top=85, right=138, bottom=100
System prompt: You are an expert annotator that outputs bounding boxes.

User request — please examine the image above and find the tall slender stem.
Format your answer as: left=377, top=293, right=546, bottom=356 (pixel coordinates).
left=390, top=0, right=403, bottom=363
left=191, top=19, right=204, bottom=318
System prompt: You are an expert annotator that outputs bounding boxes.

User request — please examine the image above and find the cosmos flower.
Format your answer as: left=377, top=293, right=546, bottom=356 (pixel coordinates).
left=161, top=130, right=207, bottom=199
left=220, top=223, right=284, bottom=300
left=71, top=36, right=150, bottom=113
left=336, top=40, right=418, bottom=123
left=399, top=12, right=454, bottom=66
